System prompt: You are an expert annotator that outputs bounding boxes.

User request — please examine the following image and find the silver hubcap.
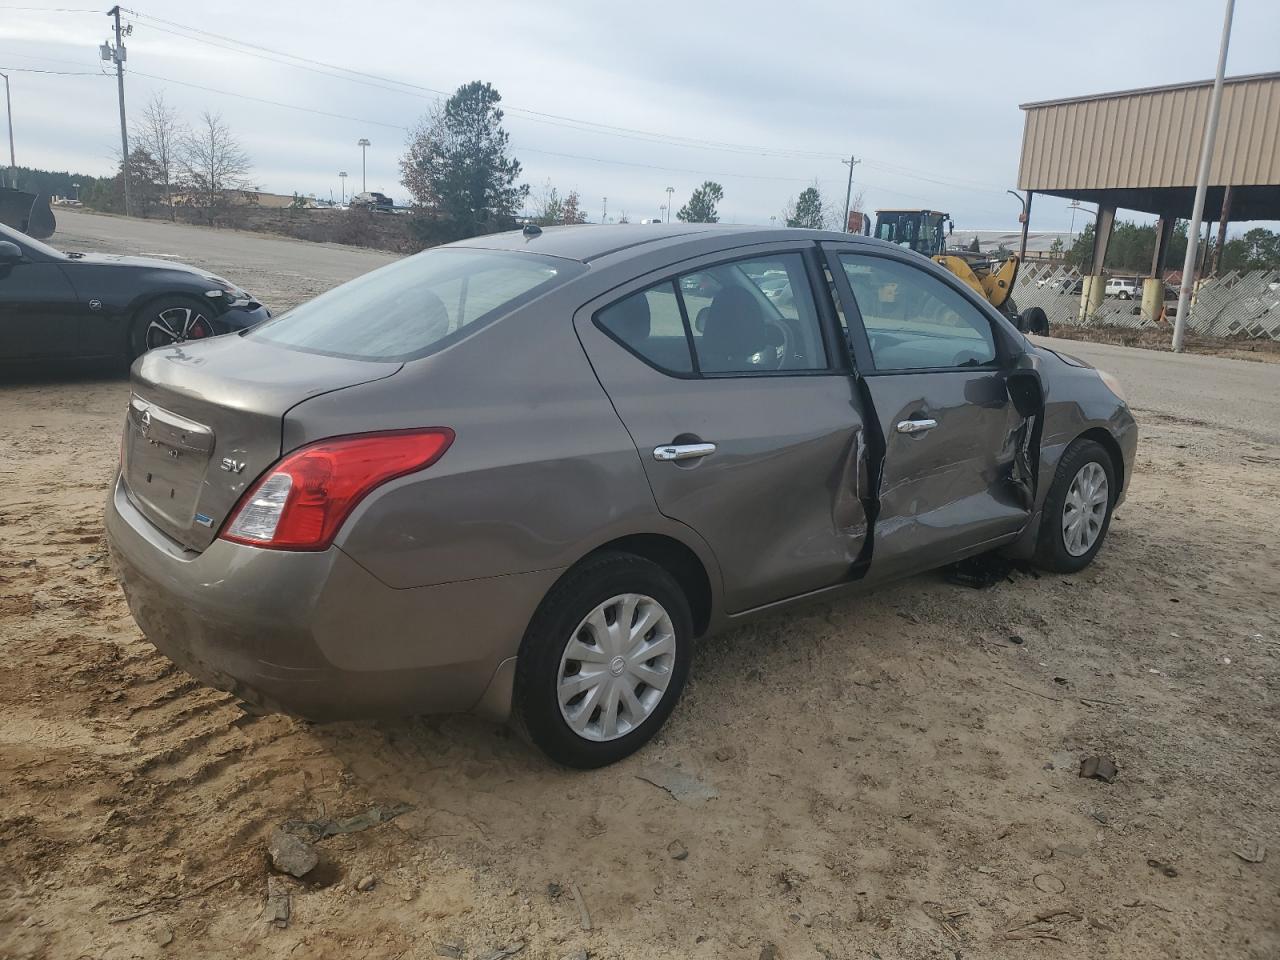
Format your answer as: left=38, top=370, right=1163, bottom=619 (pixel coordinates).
left=557, top=593, right=676, bottom=742
left=1062, top=461, right=1109, bottom=556
left=147, top=307, right=210, bottom=349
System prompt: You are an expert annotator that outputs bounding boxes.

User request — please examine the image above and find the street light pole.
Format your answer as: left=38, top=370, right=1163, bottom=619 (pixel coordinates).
left=1, top=72, right=14, bottom=185
left=1172, top=0, right=1235, bottom=353
left=357, top=138, right=370, bottom=193
left=665, top=186, right=674, bottom=223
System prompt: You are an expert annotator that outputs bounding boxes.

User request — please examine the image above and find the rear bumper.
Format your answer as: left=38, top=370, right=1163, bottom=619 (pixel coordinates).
left=105, top=474, right=558, bottom=721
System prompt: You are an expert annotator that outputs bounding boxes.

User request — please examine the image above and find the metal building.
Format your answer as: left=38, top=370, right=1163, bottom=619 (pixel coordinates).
left=1016, top=71, right=1280, bottom=318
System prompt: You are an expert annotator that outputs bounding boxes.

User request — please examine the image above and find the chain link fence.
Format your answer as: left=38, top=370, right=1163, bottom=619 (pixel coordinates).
left=1011, top=264, right=1280, bottom=341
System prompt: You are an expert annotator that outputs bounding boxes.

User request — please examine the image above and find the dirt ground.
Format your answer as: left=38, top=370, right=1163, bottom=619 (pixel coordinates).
left=2, top=225, right=1278, bottom=960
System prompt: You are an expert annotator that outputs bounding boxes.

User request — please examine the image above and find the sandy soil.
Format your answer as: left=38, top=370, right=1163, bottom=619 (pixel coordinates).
left=1, top=225, right=1277, bottom=960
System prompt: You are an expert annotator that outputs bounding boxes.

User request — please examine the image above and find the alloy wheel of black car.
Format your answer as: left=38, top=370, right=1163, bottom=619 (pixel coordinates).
left=131, top=296, right=216, bottom=358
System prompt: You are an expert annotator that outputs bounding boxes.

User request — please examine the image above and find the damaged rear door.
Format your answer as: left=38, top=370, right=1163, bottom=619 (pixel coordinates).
left=824, top=247, right=1043, bottom=580
left=574, top=244, right=872, bottom=614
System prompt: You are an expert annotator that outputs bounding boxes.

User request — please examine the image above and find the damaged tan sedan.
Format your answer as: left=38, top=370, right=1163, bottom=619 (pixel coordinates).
left=108, top=224, right=1136, bottom=767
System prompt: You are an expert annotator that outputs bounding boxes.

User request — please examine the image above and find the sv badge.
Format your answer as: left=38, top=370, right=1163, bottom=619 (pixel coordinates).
left=220, top=457, right=246, bottom=474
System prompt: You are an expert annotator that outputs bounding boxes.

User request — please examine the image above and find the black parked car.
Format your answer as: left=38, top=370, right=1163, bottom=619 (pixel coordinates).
left=0, top=223, right=270, bottom=362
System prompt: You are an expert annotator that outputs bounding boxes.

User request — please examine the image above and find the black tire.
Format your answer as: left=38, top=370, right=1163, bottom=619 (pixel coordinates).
left=1021, top=305, right=1050, bottom=335
left=513, top=551, right=693, bottom=768
left=128, top=294, right=218, bottom=360
left=1033, top=439, right=1117, bottom=574
left=1119, top=291, right=1131, bottom=300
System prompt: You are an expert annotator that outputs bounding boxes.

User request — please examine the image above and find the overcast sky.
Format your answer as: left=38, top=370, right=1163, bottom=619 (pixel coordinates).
left=2, top=1, right=1277, bottom=230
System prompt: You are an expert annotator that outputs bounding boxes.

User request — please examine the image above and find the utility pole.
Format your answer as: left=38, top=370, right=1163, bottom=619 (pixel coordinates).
left=107, top=7, right=132, bottom=217
left=841, top=156, right=860, bottom=233
left=1173, top=0, right=1234, bottom=353
left=665, top=186, right=674, bottom=223
left=357, top=138, right=370, bottom=192
left=1, top=73, right=14, bottom=186
left=339, top=171, right=347, bottom=205
left=601, top=196, right=607, bottom=224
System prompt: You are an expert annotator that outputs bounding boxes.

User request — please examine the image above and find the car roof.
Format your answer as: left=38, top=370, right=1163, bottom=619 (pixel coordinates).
left=451, top=223, right=879, bottom=264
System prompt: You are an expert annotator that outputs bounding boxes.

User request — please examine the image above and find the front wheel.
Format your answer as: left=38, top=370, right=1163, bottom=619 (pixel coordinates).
left=514, top=552, right=692, bottom=768
left=1034, top=439, right=1117, bottom=573
left=129, top=295, right=217, bottom=359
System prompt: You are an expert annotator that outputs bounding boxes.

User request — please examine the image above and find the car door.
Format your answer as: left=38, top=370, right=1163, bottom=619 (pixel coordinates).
left=823, top=245, right=1036, bottom=581
left=574, top=245, right=873, bottom=614
left=0, top=237, right=83, bottom=358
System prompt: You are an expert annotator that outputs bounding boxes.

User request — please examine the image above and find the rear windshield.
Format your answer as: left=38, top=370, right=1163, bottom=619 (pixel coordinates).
left=249, top=247, right=577, bottom=361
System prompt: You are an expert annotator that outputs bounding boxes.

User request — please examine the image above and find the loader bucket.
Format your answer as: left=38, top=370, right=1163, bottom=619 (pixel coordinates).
left=0, top=189, right=56, bottom=239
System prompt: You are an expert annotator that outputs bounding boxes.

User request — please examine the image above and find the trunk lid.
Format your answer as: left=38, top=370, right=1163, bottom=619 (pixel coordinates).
left=122, top=334, right=401, bottom=551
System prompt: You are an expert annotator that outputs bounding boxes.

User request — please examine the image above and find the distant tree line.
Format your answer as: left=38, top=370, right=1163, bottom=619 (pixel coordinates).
left=1064, top=219, right=1280, bottom=274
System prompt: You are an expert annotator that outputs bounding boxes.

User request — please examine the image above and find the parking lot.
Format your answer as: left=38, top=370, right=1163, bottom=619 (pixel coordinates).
left=2, top=211, right=1277, bottom=959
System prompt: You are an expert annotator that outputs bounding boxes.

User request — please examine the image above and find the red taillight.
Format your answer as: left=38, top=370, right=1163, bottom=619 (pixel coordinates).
left=220, top=428, right=454, bottom=551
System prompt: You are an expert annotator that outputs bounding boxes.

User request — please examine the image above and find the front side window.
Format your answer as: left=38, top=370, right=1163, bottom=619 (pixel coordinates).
left=250, top=248, right=573, bottom=361
left=838, top=254, right=997, bottom=370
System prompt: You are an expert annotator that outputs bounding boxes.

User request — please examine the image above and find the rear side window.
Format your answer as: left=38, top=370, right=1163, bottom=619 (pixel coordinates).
left=596, top=281, right=693, bottom=374
left=594, top=252, right=828, bottom=377
left=250, top=248, right=574, bottom=361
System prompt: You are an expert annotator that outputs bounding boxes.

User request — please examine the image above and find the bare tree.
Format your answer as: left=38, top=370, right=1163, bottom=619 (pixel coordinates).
left=531, top=179, right=564, bottom=225
left=179, top=111, right=251, bottom=218
left=133, top=92, right=185, bottom=220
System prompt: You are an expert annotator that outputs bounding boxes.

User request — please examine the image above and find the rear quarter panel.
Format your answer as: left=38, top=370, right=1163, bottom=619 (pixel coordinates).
left=282, top=279, right=724, bottom=595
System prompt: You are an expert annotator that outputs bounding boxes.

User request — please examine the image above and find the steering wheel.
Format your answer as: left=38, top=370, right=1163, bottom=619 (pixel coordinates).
left=761, top=317, right=790, bottom=370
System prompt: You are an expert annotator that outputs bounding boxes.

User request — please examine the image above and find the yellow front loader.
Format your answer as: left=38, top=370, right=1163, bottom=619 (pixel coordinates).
left=933, top=253, right=1019, bottom=310
left=871, top=209, right=1046, bottom=332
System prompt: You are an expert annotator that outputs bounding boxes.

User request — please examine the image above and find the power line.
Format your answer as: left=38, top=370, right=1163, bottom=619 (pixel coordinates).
left=128, top=70, right=410, bottom=131
left=121, top=7, right=845, bottom=163
left=119, top=8, right=1016, bottom=198
left=0, top=66, right=103, bottom=76
left=0, top=51, right=108, bottom=70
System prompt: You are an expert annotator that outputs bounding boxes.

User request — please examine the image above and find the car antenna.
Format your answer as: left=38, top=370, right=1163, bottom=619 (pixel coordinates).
left=522, top=223, right=542, bottom=238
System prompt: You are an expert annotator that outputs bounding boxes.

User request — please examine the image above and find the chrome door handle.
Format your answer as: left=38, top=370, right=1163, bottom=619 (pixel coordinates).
left=653, top=442, right=717, bottom=462
left=896, top=418, right=938, bottom=435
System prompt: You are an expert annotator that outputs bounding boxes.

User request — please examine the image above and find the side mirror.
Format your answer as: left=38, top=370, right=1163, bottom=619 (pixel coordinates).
left=0, top=240, right=23, bottom=264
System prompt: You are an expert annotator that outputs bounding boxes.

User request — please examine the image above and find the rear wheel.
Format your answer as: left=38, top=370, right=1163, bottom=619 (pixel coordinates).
left=1034, top=439, right=1117, bottom=573
left=129, top=295, right=217, bottom=359
left=514, top=552, right=692, bottom=768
